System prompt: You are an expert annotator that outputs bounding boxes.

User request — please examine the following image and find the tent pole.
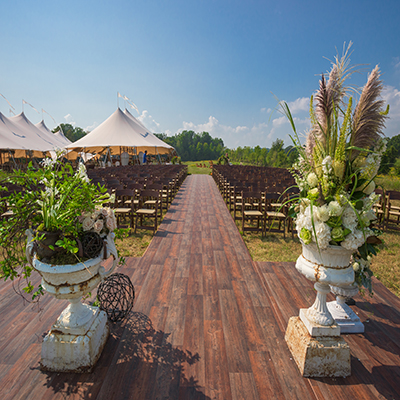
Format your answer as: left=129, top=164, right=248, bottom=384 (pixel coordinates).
left=156, top=147, right=161, bottom=164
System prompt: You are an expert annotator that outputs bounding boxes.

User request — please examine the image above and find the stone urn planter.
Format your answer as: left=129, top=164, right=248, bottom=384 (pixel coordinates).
left=285, top=242, right=355, bottom=378
left=26, top=230, right=119, bottom=373
left=295, top=242, right=355, bottom=331
left=327, top=282, right=364, bottom=333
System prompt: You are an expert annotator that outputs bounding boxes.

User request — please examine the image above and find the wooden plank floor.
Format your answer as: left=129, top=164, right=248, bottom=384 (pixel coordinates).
left=1, top=174, right=400, bottom=400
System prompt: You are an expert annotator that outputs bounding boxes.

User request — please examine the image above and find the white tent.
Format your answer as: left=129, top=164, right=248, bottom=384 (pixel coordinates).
left=35, top=120, right=72, bottom=147
left=0, top=112, right=51, bottom=157
left=10, top=113, right=67, bottom=150
left=66, top=108, right=175, bottom=160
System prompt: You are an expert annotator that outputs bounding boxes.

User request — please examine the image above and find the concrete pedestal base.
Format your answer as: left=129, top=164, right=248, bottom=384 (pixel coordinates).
left=299, top=308, right=340, bottom=337
left=285, top=316, right=351, bottom=378
left=40, top=309, right=109, bottom=373
left=327, top=301, right=365, bottom=334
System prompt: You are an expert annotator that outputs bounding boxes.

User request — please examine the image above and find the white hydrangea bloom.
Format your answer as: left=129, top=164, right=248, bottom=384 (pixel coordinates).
left=341, top=229, right=368, bottom=251
left=328, top=201, right=343, bottom=217
left=317, top=204, right=330, bottom=222
left=307, top=172, right=318, bottom=188
left=342, top=205, right=358, bottom=231
left=312, top=221, right=331, bottom=249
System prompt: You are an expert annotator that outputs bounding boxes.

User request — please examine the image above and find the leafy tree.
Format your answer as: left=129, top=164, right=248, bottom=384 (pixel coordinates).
left=52, top=124, right=87, bottom=143
left=154, top=131, right=224, bottom=161
left=266, top=139, right=287, bottom=167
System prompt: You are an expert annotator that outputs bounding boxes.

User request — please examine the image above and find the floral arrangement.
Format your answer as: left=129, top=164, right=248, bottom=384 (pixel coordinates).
left=0, top=154, right=110, bottom=298
left=80, top=207, right=117, bottom=237
left=282, top=44, right=389, bottom=294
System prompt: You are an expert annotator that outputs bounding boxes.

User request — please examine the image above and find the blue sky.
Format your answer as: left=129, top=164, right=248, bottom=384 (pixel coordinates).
left=1, top=0, right=400, bottom=149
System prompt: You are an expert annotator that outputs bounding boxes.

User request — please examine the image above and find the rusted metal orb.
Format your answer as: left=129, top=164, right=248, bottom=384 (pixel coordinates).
left=97, top=273, right=135, bottom=322
left=81, top=232, right=103, bottom=259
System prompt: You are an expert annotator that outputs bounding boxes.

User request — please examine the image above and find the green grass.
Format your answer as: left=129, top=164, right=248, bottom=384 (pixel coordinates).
left=182, top=160, right=215, bottom=175
left=375, top=174, right=400, bottom=191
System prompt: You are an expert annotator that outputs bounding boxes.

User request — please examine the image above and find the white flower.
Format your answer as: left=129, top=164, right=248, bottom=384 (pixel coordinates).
left=360, top=209, right=376, bottom=227
left=40, top=158, right=56, bottom=169
left=353, top=262, right=360, bottom=272
left=368, top=193, right=380, bottom=208
left=322, top=156, right=332, bottom=174
left=93, top=219, right=104, bottom=233
left=342, top=206, right=358, bottom=231
left=77, top=162, right=90, bottom=183
left=328, top=201, right=343, bottom=217
left=307, top=172, right=318, bottom=188
left=341, top=229, right=368, bottom=251
left=106, top=216, right=117, bottom=231
left=312, top=221, right=331, bottom=249
left=82, top=217, right=95, bottom=231
left=299, top=198, right=310, bottom=213
left=316, top=204, right=330, bottom=222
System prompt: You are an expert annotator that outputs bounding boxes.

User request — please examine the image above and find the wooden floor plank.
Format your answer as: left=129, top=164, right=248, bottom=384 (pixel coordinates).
left=1, top=174, right=400, bottom=399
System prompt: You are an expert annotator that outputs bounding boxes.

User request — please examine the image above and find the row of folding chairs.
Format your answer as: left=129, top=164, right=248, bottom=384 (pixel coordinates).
left=212, top=165, right=299, bottom=237
left=109, top=167, right=188, bottom=233
left=112, top=188, right=163, bottom=234
left=374, top=189, right=400, bottom=231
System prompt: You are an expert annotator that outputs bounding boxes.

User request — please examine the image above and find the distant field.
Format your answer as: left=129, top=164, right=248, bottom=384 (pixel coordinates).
left=182, top=160, right=214, bottom=175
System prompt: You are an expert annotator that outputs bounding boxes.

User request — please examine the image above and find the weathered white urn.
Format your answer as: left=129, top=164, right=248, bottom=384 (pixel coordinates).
left=285, top=242, right=354, bottom=378
left=295, top=242, right=354, bottom=333
left=26, top=230, right=118, bottom=373
left=327, top=283, right=364, bottom=333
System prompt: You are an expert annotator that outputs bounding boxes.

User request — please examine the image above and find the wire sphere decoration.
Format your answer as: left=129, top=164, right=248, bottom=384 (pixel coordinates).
left=81, top=231, right=103, bottom=259
left=97, top=273, right=135, bottom=322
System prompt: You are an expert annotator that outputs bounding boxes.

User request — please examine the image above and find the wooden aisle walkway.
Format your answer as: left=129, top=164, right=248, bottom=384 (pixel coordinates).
left=1, top=174, right=400, bottom=399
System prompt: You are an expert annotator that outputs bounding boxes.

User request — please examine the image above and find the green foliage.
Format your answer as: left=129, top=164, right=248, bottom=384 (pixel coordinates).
left=0, top=157, right=110, bottom=298
left=379, top=133, right=400, bottom=174
left=225, top=141, right=298, bottom=168
left=155, top=131, right=224, bottom=161
left=52, top=123, right=87, bottom=143
left=391, top=158, right=400, bottom=176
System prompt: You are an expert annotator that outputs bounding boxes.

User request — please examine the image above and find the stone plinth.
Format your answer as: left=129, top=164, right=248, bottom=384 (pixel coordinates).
left=40, top=309, right=109, bottom=373
left=285, top=316, right=351, bottom=378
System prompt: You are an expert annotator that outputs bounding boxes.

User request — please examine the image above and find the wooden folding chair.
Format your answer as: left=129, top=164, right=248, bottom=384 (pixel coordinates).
left=113, top=189, right=136, bottom=228
left=241, top=191, right=263, bottom=235
left=134, top=189, right=161, bottom=234
left=263, top=192, right=286, bottom=237
left=385, top=190, right=400, bottom=231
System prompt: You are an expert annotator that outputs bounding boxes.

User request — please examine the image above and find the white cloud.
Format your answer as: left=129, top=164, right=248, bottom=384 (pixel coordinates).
left=287, top=97, right=309, bottom=114
left=63, top=113, right=76, bottom=126
left=393, top=57, right=400, bottom=70
left=272, top=116, right=287, bottom=127
left=137, top=110, right=161, bottom=132
left=382, top=85, right=400, bottom=138
left=177, top=116, right=290, bottom=149
left=84, top=122, right=98, bottom=132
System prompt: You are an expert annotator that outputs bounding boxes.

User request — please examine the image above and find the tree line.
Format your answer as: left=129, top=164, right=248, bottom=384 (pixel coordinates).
left=379, top=133, right=400, bottom=175
left=52, top=124, right=87, bottom=142
left=53, top=123, right=400, bottom=174
left=155, top=131, right=224, bottom=161
left=225, top=139, right=298, bottom=168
